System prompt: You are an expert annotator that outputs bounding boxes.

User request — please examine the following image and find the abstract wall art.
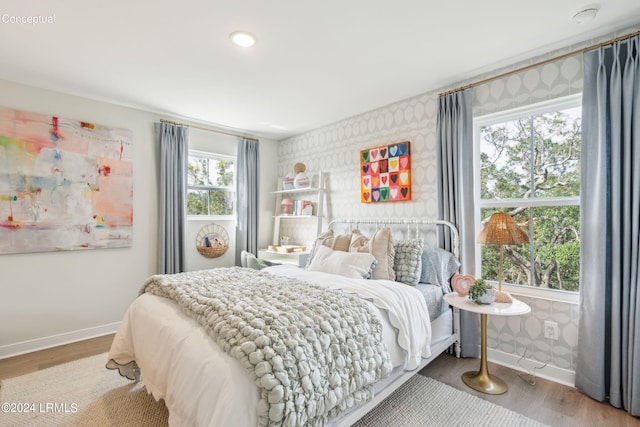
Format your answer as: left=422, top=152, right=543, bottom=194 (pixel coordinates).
left=360, top=141, right=411, bottom=203
left=0, top=107, right=133, bottom=254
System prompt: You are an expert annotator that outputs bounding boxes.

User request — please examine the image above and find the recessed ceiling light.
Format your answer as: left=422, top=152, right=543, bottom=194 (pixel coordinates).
left=571, top=7, right=598, bottom=24
left=230, top=31, right=256, bottom=48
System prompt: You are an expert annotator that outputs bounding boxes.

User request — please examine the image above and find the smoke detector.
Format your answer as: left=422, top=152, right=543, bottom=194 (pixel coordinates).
left=571, top=7, right=598, bottom=24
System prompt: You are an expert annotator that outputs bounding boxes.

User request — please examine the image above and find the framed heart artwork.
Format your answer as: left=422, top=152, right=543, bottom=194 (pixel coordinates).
left=451, top=274, right=475, bottom=297
left=360, top=141, right=411, bottom=203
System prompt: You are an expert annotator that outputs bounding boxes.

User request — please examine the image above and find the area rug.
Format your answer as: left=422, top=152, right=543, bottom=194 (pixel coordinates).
left=0, top=353, right=546, bottom=427
left=0, top=353, right=167, bottom=427
left=352, top=374, right=548, bottom=427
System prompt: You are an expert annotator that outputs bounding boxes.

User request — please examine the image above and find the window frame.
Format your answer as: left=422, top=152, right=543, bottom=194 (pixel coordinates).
left=186, top=150, right=236, bottom=219
left=472, top=94, right=581, bottom=302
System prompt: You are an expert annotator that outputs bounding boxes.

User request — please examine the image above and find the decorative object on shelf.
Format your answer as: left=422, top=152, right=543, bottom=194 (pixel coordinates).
left=293, top=162, right=306, bottom=174
left=360, top=141, right=411, bottom=203
left=195, top=223, right=229, bottom=258
left=476, top=211, right=529, bottom=303
left=294, top=173, right=310, bottom=188
left=293, top=162, right=310, bottom=188
left=469, top=279, right=496, bottom=304
left=282, top=173, right=295, bottom=190
left=280, top=235, right=289, bottom=245
left=301, top=203, right=313, bottom=216
left=451, top=274, right=474, bottom=297
left=280, top=198, right=294, bottom=215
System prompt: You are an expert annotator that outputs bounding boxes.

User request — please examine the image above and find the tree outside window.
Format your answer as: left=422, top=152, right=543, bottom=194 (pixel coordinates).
left=475, top=98, right=581, bottom=292
left=187, top=152, right=235, bottom=216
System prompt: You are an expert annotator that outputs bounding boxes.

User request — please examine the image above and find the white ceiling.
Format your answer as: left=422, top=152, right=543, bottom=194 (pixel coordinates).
left=1, top=1, right=639, bottom=140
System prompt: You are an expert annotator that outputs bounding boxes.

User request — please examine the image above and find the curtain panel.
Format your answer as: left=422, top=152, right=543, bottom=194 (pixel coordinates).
left=436, top=88, right=480, bottom=358
left=155, top=122, right=189, bottom=274
left=235, top=138, right=260, bottom=265
left=577, top=34, right=639, bottom=415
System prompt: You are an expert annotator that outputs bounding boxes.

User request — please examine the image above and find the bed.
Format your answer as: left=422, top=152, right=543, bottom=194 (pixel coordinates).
left=107, top=218, right=462, bottom=426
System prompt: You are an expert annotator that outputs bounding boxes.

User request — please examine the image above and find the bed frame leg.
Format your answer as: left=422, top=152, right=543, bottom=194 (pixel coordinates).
left=452, top=305, right=461, bottom=358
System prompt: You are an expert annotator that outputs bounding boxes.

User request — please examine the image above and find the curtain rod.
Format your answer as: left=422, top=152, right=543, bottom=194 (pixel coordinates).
left=159, top=118, right=259, bottom=141
left=438, top=30, right=640, bottom=97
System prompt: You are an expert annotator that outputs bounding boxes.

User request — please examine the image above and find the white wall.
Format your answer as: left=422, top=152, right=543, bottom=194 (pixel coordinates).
left=0, top=79, right=278, bottom=357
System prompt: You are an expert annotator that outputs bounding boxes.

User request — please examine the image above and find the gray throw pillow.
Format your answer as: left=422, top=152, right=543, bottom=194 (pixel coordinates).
left=393, top=239, right=423, bottom=286
left=420, top=246, right=461, bottom=293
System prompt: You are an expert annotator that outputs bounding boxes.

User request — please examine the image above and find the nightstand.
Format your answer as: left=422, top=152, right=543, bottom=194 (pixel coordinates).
left=443, top=293, right=531, bottom=395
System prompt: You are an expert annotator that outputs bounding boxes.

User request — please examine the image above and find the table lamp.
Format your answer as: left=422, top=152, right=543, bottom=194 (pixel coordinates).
left=476, top=212, right=529, bottom=303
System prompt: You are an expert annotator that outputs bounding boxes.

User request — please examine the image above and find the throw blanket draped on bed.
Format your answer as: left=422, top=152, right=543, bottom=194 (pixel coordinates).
left=141, top=267, right=392, bottom=427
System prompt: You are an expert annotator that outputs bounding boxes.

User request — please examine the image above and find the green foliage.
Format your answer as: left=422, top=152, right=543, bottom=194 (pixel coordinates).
left=187, top=190, right=207, bottom=215
left=187, top=156, right=235, bottom=216
left=479, top=107, right=581, bottom=292
left=469, top=279, right=493, bottom=302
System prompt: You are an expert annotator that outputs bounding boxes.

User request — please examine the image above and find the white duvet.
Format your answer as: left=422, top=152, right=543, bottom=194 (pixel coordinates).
left=108, top=265, right=432, bottom=427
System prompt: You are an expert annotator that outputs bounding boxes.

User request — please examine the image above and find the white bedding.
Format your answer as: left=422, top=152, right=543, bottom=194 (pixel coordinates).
left=108, top=266, right=435, bottom=427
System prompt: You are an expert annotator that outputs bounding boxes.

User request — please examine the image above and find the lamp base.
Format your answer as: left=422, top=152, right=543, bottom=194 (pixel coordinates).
left=494, top=290, right=512, bottom=303
left=462, top=370, right=508, bottom=394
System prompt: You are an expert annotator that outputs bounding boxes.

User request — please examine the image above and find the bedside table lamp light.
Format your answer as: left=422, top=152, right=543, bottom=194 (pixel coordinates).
left=476, top=212, right=529, bottom=303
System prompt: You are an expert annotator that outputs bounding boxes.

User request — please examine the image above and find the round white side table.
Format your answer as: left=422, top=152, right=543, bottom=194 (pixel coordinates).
left=444, top=293, right=531, bottom=395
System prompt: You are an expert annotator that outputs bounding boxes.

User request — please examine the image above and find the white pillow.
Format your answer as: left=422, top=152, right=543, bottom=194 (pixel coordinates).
left=307, top=245, right=377, bottom=279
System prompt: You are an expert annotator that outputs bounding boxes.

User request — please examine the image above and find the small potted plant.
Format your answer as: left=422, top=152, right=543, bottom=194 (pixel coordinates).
left=469, top=279, right=496, bottom=304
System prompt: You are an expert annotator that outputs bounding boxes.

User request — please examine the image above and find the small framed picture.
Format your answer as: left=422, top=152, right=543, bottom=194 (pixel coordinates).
left=451, top=274, right=475, bottom=297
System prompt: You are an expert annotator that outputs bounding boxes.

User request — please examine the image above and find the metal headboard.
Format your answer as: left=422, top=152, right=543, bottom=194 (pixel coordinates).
left=327, top=218, right=460, bottom=260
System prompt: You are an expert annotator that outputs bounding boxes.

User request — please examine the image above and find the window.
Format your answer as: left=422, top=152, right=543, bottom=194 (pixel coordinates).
left=187, top=151, right=235, bottom=216
left=474, top=96, right=581, bottom=293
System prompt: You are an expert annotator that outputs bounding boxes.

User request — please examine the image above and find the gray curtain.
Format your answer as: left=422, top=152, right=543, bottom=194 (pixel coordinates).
left=156, top=122, right=189, bottom=274
left=576, top=34, right=639, bottom=415
left=436, top=88, right=480, bottom=358
left=235, top=137, right=260, bottom=265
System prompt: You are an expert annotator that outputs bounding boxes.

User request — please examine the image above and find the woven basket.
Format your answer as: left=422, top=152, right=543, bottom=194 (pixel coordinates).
left=195, top=223, right=229, bottom=258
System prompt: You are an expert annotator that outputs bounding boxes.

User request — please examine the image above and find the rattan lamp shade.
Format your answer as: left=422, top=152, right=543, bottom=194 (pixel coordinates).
left=477, top=212, right=529, bottom=245
left=477, top=212, right=528, bottom=303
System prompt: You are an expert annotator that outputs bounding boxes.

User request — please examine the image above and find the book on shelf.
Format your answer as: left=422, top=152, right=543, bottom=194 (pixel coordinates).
left=291, top=200, right=313, bottom=216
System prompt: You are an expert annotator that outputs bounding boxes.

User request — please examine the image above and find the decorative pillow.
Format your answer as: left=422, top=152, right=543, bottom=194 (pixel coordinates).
left=329, top=231, right=353, bottom=252
left=306, top=229, right=360, bottom=268
left=307, top=245, right=377, bottom=279
left=393, top=239, right=423, bottom=286
left=305, top=230, right=335, bottom=268
left=348, top=229, right=369, bottom=251
left=420, top=246, right=461, bottom=293
left=349, top=228, right=396, bottom=281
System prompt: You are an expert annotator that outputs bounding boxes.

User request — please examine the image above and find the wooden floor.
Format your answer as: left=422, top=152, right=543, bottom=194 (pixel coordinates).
left=0, top=335, right=114, bottom=380
left=0, top=335, right=638, bottom=427
left=420, top=353, right=640, bottom=427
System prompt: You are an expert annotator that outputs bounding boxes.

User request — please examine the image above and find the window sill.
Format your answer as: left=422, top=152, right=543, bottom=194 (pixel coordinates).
left=187, top=215, right=236, bottom=221
left=492, top=282, right=579, bottom=304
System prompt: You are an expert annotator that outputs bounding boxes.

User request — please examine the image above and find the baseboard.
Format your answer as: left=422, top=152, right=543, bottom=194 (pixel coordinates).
left=487, top=348, right=575, bottom=387
left=0, top=322, right=120, bottom=360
